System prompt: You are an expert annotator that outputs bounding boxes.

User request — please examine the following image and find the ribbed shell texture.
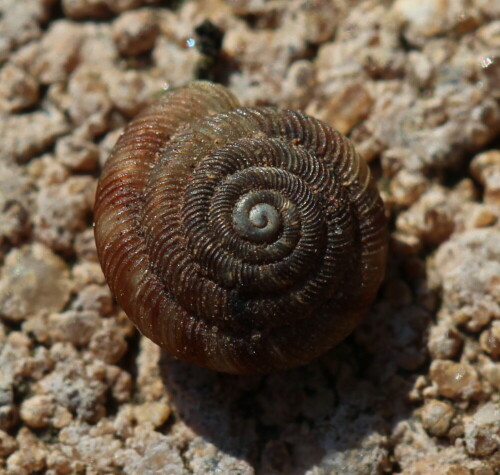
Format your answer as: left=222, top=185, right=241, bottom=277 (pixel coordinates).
left=94, top=81, right=387, bottom=374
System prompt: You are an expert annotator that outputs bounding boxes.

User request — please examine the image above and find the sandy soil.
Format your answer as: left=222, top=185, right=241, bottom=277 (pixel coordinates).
left=0, top=0, right=499, bottom=473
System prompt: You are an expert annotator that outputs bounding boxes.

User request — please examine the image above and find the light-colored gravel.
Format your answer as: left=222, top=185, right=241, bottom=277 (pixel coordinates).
left=0, top=0, right=499, bottom=473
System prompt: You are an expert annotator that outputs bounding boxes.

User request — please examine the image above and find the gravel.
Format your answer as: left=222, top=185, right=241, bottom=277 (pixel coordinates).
left=0, top=0, right=499, bottom=473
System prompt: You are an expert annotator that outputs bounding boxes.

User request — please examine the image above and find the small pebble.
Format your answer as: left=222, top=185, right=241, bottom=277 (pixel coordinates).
left=112, top=9, right=158, bottom=56
left=470, top=150, right=500, bottom=206
left=132, top=400, right=171, bottom=428
left=0, top=429, right=17, bottom=458
left=48, top=310, right=101, bottom=346
left=0, top=108, right=70, bottom=163
left=28, top=21, right=84, bottom=85
left=20, top=395, right=55, bottom=429
left=7, top=428, right=46, bottom=474
left=71, top=284, right=113, bottom=316
left=0, top=64, right=39, bottom=113
left=308, top=82, right=373, bottom=135
left=0, top=244, right=71, bottom=322
left=464, top=403, right=500, bottom=457
left=34, top=176, right=95, bottom=253
left=428, top=322, right=463, bottom=360
left=420, top=399, right=455, bottom=436
left=56, top=134, right=100, bottom=172
left=480, top=322, right=500, bottom=359
left=89, top=329, right=128, bottom=364
left=429, top=360, right=482, bottom=401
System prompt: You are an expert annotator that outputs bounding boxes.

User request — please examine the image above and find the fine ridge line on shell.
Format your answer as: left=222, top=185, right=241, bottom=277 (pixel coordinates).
left=94, top=80, right=388, bottom=374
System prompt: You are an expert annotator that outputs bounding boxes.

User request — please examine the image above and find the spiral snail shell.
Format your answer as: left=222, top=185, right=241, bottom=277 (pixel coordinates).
left=94, top=81, right=387, bottom=374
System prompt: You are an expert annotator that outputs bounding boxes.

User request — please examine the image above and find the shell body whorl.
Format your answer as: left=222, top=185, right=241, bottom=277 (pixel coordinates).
left=94, top=81, right=387, bottom=374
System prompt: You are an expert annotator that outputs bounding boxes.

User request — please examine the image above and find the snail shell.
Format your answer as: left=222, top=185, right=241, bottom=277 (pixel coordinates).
left=94, top=81, right=387, bottom=374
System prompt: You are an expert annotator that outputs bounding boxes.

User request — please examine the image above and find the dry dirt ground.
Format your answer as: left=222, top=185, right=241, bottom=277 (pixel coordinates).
left=0, top=0, right=499, bottom=474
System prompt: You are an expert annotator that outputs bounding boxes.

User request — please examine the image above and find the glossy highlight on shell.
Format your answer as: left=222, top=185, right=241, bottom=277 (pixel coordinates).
left=93, top=81, right=388, bottom=374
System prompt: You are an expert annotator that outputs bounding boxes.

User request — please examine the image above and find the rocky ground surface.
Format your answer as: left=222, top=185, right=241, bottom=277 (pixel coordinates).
left=0, top=0, right=499, bottom=473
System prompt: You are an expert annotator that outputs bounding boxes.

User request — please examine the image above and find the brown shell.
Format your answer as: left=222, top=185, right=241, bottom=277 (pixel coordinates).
left=94, top=81, right=387, bottom=374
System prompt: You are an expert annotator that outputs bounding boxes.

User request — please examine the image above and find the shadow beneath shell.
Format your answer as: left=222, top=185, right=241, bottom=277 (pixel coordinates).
left=158, top=302, right=424, bottom=475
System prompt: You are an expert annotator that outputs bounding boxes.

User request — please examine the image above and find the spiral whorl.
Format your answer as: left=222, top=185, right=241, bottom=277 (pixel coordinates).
left=94, top=81, right=387, bottom=374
